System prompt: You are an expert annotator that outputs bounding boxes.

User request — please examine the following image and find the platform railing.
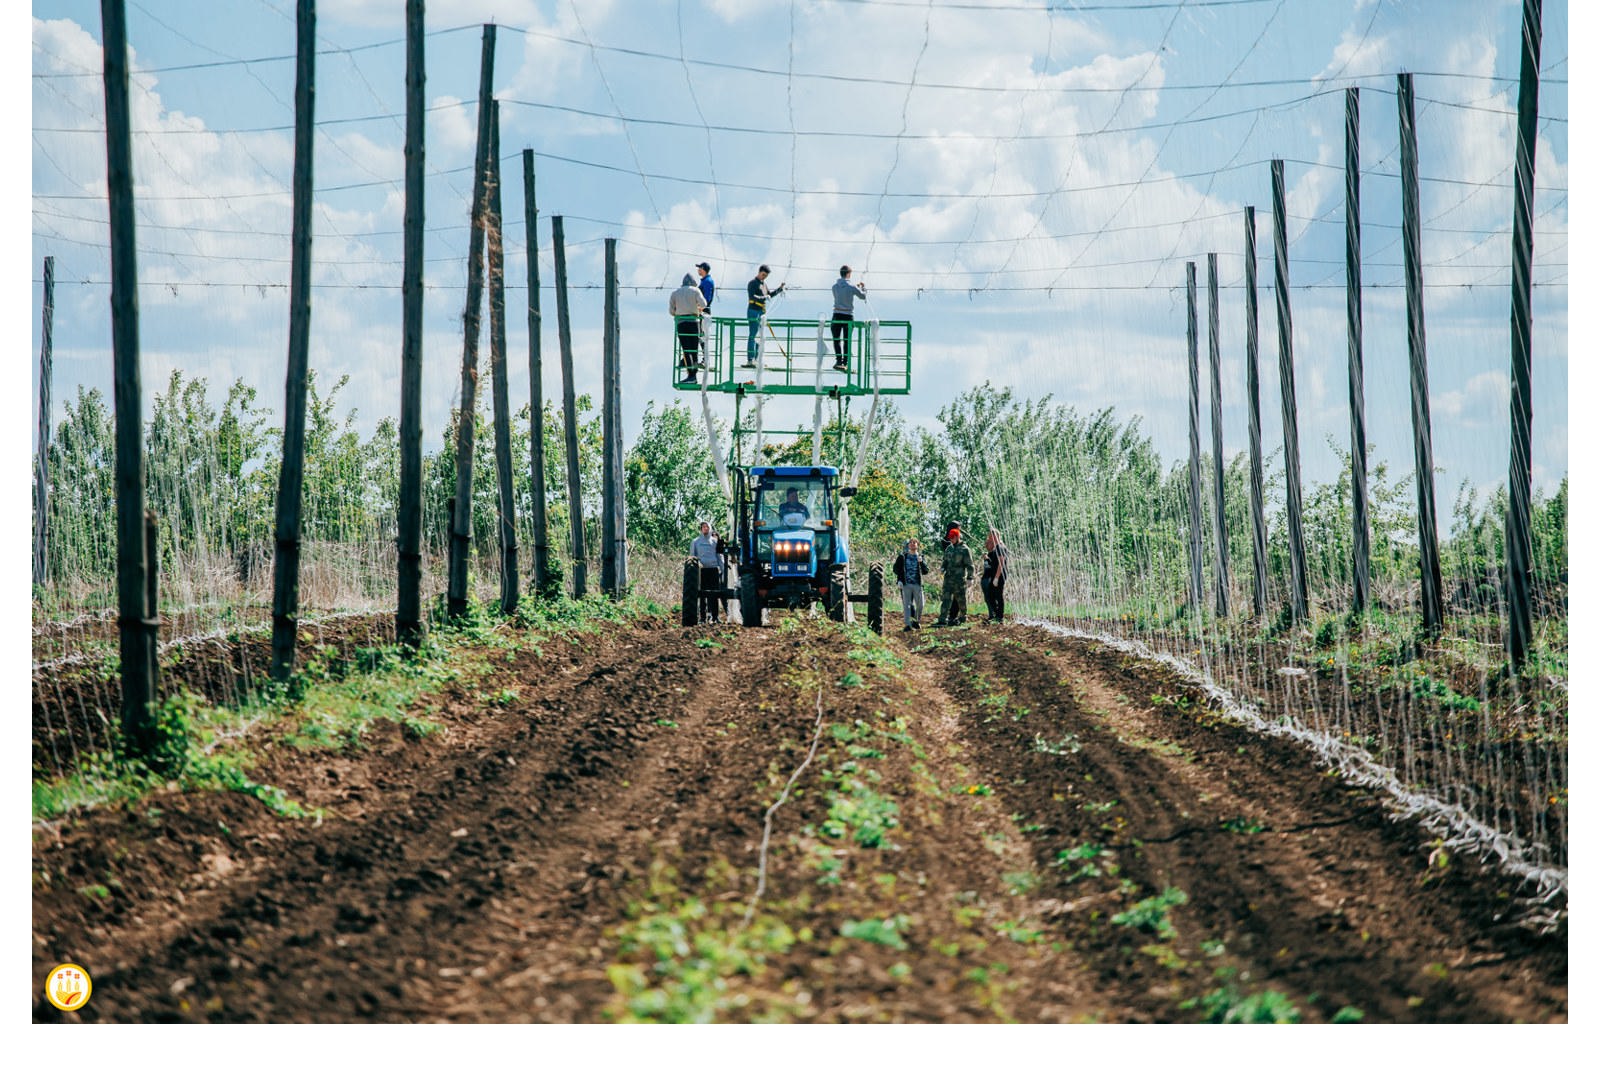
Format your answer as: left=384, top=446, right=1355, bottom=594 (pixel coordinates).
left=671, top=315, right=912, bottom=396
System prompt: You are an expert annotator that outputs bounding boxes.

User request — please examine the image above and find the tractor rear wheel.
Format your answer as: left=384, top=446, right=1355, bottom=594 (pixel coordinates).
left=681, top=559, right=700, bottom=627
left=867, top=564, right=885, bottom=634
left=827, top=569, right=848, bottom=622
left=739, top=572, right=764, bottom=628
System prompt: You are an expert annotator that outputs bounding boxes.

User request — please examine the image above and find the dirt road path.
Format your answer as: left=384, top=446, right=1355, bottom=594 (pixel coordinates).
left=32, top=616, right=1566, bottom=1022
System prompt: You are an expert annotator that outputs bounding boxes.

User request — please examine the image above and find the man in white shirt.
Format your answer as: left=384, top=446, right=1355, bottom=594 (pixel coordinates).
left=689, top=521, right=724, bottom=621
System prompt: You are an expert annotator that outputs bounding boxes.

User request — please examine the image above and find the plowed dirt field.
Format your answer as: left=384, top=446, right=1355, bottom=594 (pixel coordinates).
left=32, top=615, right=1566, bottom=1023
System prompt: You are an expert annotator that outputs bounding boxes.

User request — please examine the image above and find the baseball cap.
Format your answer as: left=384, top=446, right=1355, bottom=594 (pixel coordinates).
left=696, top=262, right=711, bottom=271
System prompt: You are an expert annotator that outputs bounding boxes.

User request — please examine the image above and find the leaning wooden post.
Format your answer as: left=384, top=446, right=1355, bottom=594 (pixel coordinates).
left=607, top=237, right=628, bottom=595
left=523, top=149, right=553, bottom=597
left=1244, top=206, right=1269, bottom=619
left=552, top=215, right=586, bottom=597
left=1184, top=261, right=1206, bottom=619
left=1397, top=74, right=1445, bottom=638
left=396, top=0, right=426, bottom=648
left=34, top=255, right=55, bottom=591
left=447, top=23, right=497, bottom=618
left=600, top=238, right=618, bottom=596
left=1271, top=159, right=1310, bottom=623
left=269, top=0, right=317, bottom=681
left=102, top=0, right=157, bottom=751
left=1506, top=0, right=1544, bottom=668
left=1206, top=252, right=1231, bottom=618
left=1345, top=87, right=1372, bottom=616
left=486, top=103, right=519, bottom=616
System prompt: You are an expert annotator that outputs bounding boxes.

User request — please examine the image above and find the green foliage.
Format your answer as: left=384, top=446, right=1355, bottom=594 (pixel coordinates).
left=821, top=777, right=900, bottom=848
left=1186, top=985, right=1303, bottom=1024
left=1111, top=886, right=1189, bottom=939
left=840, top=915, right=911, bottom=950
left=624, top=401, right=727, bottom=550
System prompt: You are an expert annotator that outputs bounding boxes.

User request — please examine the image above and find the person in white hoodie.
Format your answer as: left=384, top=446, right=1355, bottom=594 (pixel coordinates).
left=669, top=272, right=709, bottom=382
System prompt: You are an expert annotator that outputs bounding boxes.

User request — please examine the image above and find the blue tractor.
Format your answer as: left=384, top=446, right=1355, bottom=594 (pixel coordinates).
left=682, top=464, right=884, bottom=632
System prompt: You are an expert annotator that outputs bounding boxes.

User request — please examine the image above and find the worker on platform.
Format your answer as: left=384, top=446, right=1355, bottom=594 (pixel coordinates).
left=670, top=272, right=709, bottom=383
left=830, top=265, right=868, bottom=372
left=936, top=523, right=973, bottom=626
left=696, top=262, right=715, bottom=310
left=745, top=265, right=786, bottom=368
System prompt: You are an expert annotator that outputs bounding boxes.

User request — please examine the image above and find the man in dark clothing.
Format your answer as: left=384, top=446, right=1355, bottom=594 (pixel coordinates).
left=937, top=525, right=973, bottom=625
left=893, top=537, right=929, bottom=630
left=745, top=265, right=785, bottom=367
left=981, top=528, right=1008, bottom=623
left=777, top=487, right=810, bottom=522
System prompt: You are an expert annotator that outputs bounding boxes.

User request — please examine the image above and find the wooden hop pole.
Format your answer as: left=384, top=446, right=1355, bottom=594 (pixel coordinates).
left=1206, top=252, right=1231, bottom=618
left=396, top=0, right=426, bottom=648
left=1184, top=261, right=1206, bottom=618
left=1506, top=0, right=1544, bottom=669
left=447, top=25, right=497, bottom=618
left=101, top=0, right=158, bottom=750
left=34, top=256, right=55, bottom=591
left=269, top=0, right=317, bottom=681
left=523, top=149, right=553, bottom=597
left=1272, top=159, right=1310, bottom=624
left=552, top=215, right=586, bottom=598
left=1244, top=207, right=1269, bottom=618
left=1345, top=87, right=1372, bottom=616
left=486, top=103, right=520, bottom=616
left=1397, top=74, right=1445, bottom=638
left=600, top=238, right=618, bottom=597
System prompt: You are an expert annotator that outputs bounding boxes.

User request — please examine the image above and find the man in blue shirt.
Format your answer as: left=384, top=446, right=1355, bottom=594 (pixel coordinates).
left=830, top=265, right=868, bottom=372
left=696, top=262, right=715, bottom=310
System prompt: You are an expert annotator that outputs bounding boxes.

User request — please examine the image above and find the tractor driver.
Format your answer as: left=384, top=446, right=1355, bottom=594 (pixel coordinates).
left=777, top=487, right=811, bottom=525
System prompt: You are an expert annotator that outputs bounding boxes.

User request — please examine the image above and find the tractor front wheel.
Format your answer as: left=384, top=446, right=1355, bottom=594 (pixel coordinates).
left=828, top=569, right=848, bottom=622
left=867, top=564, right=885, bottom=634
left=681, top=559, right=700, bottom=627
left=739, top=572, right=764, bottom=628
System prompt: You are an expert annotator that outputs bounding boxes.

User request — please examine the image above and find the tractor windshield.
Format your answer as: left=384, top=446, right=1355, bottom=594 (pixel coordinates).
left=756, top=479, right=830, bottom=530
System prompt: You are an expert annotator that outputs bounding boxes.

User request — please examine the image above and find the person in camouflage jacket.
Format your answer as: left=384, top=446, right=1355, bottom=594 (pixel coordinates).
left=937, top=524, right=973, bottom=625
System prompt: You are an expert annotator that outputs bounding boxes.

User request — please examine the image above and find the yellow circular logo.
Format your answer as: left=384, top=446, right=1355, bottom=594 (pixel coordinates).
left=44, top=964, right=92, bottom=1012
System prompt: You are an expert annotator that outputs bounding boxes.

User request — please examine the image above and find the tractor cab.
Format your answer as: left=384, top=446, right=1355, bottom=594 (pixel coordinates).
left=742, top=466, right=848, bottom=585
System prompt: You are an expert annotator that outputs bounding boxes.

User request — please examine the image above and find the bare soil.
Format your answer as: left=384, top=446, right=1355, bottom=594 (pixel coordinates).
left=32, top=616, right=1566, bottom=1023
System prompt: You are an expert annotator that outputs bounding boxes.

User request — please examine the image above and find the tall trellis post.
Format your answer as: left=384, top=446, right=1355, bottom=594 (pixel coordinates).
left=600, top=237, right=627, bottom=597
left=1345, top=87, right=1372, bottom=616
left=523, top=149, right=553, bottom=598
left=269, top=0, right=316, bottom=681
left=101, top=0, right=158, bottom=751
left=1184, top=261, right=1206, bottom=618
left=396, top=0, right=426, bottom=648
left=552, top=215, right=586, bottom=598
left=486, top=102, right=519, bottom=616
left=447, top=24, right=496, bottom=618
left=1397, top=74, right=1445, bottom=638
left=34, top=255, right=55, bottom=591
left=1243, top=207, right=1269, bottom=618
left=1271, top=159, right=1309, bottom=624
left=1206, top=252, right=1230, bottom=618
left=1506, top=0, right=1544, bottom=669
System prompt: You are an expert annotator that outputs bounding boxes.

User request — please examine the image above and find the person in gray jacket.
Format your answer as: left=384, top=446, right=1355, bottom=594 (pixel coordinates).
left=689, top=520, right=725, bottom=621
left=830, top=265, right=868, bottom=371
left=670, top=273, right=709, bottom=382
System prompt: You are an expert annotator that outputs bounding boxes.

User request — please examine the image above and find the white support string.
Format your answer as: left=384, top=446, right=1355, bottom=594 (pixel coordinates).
left=811, top=317, right=828, bottom=466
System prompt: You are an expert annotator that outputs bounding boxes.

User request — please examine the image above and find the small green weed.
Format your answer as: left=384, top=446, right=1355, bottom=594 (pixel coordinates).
left=1111, top=886, right=1189, bottom=939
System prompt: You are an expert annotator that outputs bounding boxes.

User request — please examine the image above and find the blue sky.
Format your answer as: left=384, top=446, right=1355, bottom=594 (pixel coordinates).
left=27, top=0, right=1570, bottom=503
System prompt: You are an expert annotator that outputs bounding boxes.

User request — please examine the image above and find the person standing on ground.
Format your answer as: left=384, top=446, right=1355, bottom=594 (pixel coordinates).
left=670, top=272, right=709, bottom=383
left=937, top=524, right=973, bottom=626
left=894, top=537, right=929, bottom=630
left=696, top=262, right=715, bottom=311
left=745, top=264, right=785, bottom=367
left=830, top=265, right=868, bottom=372
left=689, top=520, right=724, bottom=622
left=981, top=528, right=1008, bottom=623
